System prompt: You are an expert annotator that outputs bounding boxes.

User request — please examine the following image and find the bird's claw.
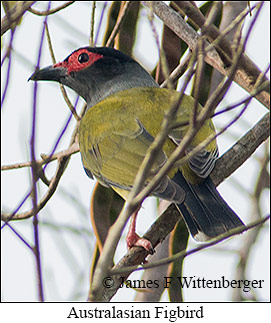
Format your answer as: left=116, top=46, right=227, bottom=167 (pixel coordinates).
left=126, top=232, right=154, bottom=255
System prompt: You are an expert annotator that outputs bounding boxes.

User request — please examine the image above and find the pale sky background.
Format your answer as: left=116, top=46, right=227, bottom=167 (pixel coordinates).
left=1, top=1, right=270, bottom=303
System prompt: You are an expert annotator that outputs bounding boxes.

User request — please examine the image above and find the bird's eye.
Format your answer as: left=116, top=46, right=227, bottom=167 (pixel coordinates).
left=78, top=53, right=89, bottom=64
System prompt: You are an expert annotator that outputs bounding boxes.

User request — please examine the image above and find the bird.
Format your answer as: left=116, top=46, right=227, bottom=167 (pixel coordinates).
left=29, top=46, right=245, bottom=252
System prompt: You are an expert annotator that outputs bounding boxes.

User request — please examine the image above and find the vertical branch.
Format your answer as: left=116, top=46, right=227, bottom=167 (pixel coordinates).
left=146, top=4, right=172, bottom=88
left=105, top=1, right=132, bottom=47
left=192, top=1, right=222, bottom=126
left=232, top=142, right=270, bottom=301
left=30, top=1, right=52, bottom=302
left=209, top=1, right=247, bottom=94
left=44, top=21, right=80, bottom=121
left=1, top=27, right=15, bottom=108
left=191, top=37, right=203, bottom=127
left=89, top=1, right=96, bottom=46
left=94, top=2, right=107, bottom=45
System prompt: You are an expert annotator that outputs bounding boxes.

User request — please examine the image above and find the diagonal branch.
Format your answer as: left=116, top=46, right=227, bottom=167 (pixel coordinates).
left=1, top=1, right=36, bottom=35
left=143, top=1, right=270, bottom=109
left=27, top=1, right=75, bottom=16
left=1, top=154, right=71, bottom=222
left=105, top=1, right=133, bottom=47
left=112, top=215, right=270, bottom=275
left=212, top=112, right=270, bottom=186
left=95, top=212, right=270, bottom=301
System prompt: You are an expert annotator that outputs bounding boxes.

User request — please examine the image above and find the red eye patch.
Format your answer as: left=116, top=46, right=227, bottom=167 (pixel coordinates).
left=54, top=49, right=103, bottom=74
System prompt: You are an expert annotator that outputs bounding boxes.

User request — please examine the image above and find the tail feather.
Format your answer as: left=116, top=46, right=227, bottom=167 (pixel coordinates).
left=173, top=171, right=245, bottom=242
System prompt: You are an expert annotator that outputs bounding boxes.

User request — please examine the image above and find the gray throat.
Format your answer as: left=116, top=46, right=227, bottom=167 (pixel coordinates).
left=86, top=62, right=159, bottom=109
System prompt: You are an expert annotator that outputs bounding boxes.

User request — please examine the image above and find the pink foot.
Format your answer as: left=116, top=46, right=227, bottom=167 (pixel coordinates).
left=126, top=231, right=154, bottom=254
left=126, top=211, right=154, bottom=254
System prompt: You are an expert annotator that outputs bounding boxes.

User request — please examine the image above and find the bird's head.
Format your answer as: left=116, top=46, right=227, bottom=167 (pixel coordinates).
left=29, top=46, right=157, bottom=107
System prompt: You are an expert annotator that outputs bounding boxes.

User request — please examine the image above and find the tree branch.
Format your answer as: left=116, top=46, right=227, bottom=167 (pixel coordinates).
left=27, top=1, right=75, bottom=16
left=1, top=1, right=36, bottom=35
left=105, top=1, right=133, bottom=47
left=94, top=213, right=269, bottom=301
left=1, top=154, right=71, bottom=222
left=212, top=112, right=270, bottom=186
left=143, top=1, right=270, bottom=109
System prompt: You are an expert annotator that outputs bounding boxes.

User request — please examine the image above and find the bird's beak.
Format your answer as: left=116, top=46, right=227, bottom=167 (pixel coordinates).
left=28, top=65, right=67, bottom=82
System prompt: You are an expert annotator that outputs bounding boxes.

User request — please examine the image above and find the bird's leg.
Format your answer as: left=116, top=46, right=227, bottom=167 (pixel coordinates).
left=126, top=210, right=154, bottom=254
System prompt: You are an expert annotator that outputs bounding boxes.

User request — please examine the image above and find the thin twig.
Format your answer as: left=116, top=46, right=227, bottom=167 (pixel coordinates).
left=1, top=154, right=71, bottom=222
left=1, top=143, right=79, bottom=171
left=30, top=3, right=52, bottom=301
left=160, top=52, right=192, bottom=88
left=1, top=1, right=36, bottom=35
left=27, top=1, right=75, bottom=16
left=147, top=4, right=172, bottom=88
left=232, top=141, right=270, bottom=301
left=105, top=1, right=132, bottom=47
left=143, top=1, right=270, bottom=109
left=45, top=22, right=81, bottom=121
left=95, top=2, right=108, bottom=45
left=89, top=1, right=96, bottom=46
left=212, top=112, right=270, bottom=187
left=1, top=28, right=15, bottom=108
left=4, top=222, right=33, bottom=251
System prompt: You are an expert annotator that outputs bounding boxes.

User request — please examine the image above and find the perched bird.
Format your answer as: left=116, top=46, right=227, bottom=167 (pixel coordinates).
left=29, top=46, right=245, bottom=252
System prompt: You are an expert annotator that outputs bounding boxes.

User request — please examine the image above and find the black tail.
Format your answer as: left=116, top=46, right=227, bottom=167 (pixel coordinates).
left=172, top=171, right=245, bottom=242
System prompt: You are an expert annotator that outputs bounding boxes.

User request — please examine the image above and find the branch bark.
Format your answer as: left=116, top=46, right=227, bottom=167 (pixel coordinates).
left=143, top=1, right=270, bottom=109
left=1, top=1, right=36, bottom=35
left=94, top=212, right=269, bottom=301
left=211, top=112, right=270, bottom=186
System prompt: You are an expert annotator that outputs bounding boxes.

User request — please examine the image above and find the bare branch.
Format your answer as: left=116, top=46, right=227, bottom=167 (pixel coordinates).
left=29, top=4, right=53, bottom=302
left=212, top=112, right=270, bottom=186
left=27, top=1, right=75, bottom=16
left=143, top=1, right=270, bottom=109
left=89, top=1, right=96, bottom=46
left=1, top=154, right=71, bottom=222
left=1, top=143, right=79, bottom=171
left=44, top=21, right=81, bottom=121
left=232, top=142, right=270, bottom=301
left=1, top=1, right=36, bottom=35
left=113, top=215, right=270, bottom=275
left=94, top=213, right=269, bottom=301
left=105, top=1, right=133, bottom=47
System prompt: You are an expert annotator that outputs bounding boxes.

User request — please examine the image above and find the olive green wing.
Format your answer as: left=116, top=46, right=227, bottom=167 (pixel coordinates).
left=168, top=94, right=219, bottom=179
left=79, top=115, right=185, bottom=203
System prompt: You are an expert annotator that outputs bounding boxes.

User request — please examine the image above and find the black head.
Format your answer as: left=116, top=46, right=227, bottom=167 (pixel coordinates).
left=29, top=46, right=157, bottom=106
